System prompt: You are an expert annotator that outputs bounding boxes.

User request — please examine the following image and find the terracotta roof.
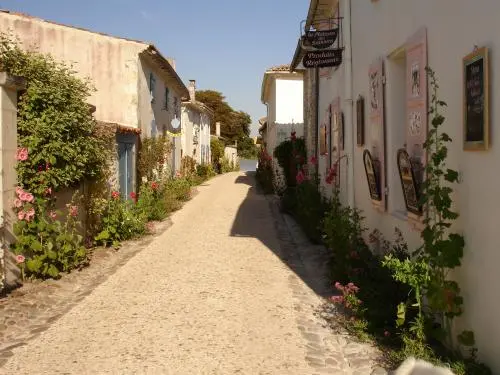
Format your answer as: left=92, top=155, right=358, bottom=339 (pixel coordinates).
left=266, top=64, right=291, bottom=72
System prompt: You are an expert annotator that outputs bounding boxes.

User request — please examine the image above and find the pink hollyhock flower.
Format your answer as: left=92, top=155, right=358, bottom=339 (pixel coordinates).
left=331, top=295, right=344, bottom=304
left=334, top=282, right=344, bottom=291
left=15, top=186, right=23, bottom=196
left=45, top=162, right=51, bottom=170
left=310, top=156, right=318, bottom=165
left=130, top=192, right=137, bottom=201
left=45, top=187, right=52, bottom=196
left=15, top=254, right=25, bottom=264
left=16, top=147, right=28, bottom=161
left=384, top=331, right=390, bottom=337
left=13, top=198, right=23, bottom=208
left=49, top=211, right=57, bottom=220
left=68, top=205, right=78, bottom=217
left=111, top=191, right=120, bottom=199
left=20, top=192, right=34, bottom=203
left=296, top=170, right=305, bottom=185
left=151, top=182, right=159, bottom=191
left=25, top=207, right=35, bottom=222
left=17, top=210, right=25, bottom=220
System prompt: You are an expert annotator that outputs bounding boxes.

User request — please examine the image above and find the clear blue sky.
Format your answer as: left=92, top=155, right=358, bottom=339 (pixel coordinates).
left=1, top=0, right=309, bottom=136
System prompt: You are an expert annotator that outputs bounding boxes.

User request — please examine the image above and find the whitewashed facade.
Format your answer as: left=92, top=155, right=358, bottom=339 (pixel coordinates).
left=292, top=0, right=500, bottom=370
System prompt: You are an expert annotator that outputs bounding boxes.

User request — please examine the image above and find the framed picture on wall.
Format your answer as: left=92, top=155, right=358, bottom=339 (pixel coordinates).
left=356, top=96, right=365, bottom=146
left=463, top=47, right=489, bottom=151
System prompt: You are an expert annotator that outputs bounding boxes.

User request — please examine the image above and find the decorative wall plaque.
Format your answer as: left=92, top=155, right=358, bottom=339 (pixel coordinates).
left=356, top=96, right=365, bottom=146
left=397, top=149, right=422, bottom=215
left=463, top=47, right=489, bottom=151
left=363, top=149, right=381, bottom=201
left=368, top=58, right=386, bottom=208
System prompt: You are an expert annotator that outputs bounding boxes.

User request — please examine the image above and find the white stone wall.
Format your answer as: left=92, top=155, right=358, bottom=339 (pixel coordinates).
left=308, top=0, right=500, bottom=369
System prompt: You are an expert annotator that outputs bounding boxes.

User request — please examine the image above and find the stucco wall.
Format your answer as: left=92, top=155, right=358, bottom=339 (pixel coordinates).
left=0, top=12, right=145, bottom=128
left=276, top=78, right=304, bottom=124
left=348, top=0, right=500, bottom=369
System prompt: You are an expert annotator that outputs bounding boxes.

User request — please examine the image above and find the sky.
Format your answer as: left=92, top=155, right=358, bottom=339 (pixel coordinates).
left=1, top=0, right=310, bottom=137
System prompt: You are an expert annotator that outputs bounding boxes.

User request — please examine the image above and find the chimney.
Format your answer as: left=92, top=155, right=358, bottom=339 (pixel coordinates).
left=216, top=122, right=221, bottom=137
left=167, top=58, right=176, bottom=71
left=188, top=80, right=196, bottom=102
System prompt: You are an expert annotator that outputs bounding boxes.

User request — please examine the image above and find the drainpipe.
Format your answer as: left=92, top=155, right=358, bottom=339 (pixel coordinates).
left=315, top=67, right=320, bottom=177
left=344, top=0, right=355, bottom=208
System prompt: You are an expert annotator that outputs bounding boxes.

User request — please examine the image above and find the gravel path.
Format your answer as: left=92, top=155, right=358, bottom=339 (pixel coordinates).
left=2, top=172, right=384, bottom=374
left=2, top=173, right=312, bottom=374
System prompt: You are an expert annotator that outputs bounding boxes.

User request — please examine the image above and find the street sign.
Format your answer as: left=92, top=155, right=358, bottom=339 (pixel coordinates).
left=304, top=28, right=338, bottom=49
left=302, top=49, right=343, bottom=68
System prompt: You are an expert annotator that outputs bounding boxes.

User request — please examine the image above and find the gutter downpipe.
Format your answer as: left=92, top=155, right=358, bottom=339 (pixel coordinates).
left=344, top=0, right=355, bottom=208
left=315, top=67, right=320, bottom=178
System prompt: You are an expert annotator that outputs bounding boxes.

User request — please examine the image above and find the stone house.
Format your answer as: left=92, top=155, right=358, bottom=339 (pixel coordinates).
left=181, top=80, right=213, bottom=165
left=0, top=10, right=189, bottom=197
left=291, top=0, right=500, bottom=370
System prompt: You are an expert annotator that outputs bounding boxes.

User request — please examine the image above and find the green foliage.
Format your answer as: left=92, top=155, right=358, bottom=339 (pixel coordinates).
left=180, top=156, right=197, bottom=179
left=237, top=136, right=258, bottom=159
left=255, top=148, right=274, bottom=194
left=196, top=90, right=251, bottom=141
left=12, top=198, right=87, bottom=279
left=2, top=34, right=109, bottom=278
left=196, top=163, right=216, bottom=179
left=0, top=34, right=108, bottom=197
left=273, top=137, right=306, bottom=187
left=94, top=195, right=146, bottom=248
left=210, top=137, right=225, bottom=173
left=136, top=182, right=168, bottom=222
left=138, top=135, right=172, bottom=182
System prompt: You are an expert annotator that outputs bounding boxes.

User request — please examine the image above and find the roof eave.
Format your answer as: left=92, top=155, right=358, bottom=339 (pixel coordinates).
left=140, top=45, right=189, bottom=99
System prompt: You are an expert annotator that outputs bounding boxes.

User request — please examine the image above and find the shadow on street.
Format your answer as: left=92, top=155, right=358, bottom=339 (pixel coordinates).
left=230, top=171, right=333, bottom=298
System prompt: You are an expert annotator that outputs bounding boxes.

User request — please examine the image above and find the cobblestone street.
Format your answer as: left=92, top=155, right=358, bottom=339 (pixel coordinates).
left=0, top=172, right=385, bottom=374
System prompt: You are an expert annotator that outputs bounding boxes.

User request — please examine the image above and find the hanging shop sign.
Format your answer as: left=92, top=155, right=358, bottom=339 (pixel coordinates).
left=363, top=149, right=382, bottom=201
left=397, top=149, right=422, bottom=215
left=304, top=28, right=338, bottom=49
left=303, top=49, right=343, bottom=68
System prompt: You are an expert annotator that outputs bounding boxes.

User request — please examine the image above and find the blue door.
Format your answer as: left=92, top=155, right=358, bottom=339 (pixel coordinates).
left=117, top=134, right=136, bottom=199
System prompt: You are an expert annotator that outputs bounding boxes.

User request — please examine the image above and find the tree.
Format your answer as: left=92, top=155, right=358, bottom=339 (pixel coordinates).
left=196, top=90, right=252, bottom=142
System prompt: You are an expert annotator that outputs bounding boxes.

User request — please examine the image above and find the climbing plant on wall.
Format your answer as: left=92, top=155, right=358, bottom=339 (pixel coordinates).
left=0, top=33, right=109, bottom=278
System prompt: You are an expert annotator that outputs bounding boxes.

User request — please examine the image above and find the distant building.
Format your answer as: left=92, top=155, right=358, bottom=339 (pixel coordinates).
left=260, top=64, right=304, bottom=156
left=181, top=80, right=213, bottom=165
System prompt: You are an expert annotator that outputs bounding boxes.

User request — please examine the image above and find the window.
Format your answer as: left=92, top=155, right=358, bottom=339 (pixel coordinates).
left=149, top=72, right=156, bottom=102
left=164, top=86, right=169, bottom=111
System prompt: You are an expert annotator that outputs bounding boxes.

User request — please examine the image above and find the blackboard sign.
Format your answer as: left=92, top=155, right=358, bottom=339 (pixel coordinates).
left=363, top=150, right=381, bottom=201
left=463, top=47, right=489, bottom=150
left=397, top=149, right=422, bottom=215
left=356, top=96, right=365, bottom=146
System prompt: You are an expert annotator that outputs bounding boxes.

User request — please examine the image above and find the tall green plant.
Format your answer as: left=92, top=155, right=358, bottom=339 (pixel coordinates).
left=384, top=67, right=471, bottom=352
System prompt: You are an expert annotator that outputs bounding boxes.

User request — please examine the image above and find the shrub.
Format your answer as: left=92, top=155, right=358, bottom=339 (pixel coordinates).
left=273, top=134, right=306, bottom=188
left=136, top=181, right=168, bottom=221
left=211, top=137, right=225, bottom=173
left=181, top=156, right=197, bottom=178
left=1, top=34, right=109, bottom=278
left=255, top=148, right=274, bottom=194
left=138, top=135, right=172, bottom=182
left=165, top=178, right=192, bottom=202
left=94, top=192, right=146, bottom=248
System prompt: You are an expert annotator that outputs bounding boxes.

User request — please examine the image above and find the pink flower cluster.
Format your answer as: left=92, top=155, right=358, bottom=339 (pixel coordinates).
left=296, top=170, right=305, bottom=185
left=16, top=147, right=28, bottom=161
left=325, top=165, right=337, bottom=185
left=14, top=187, right=36, bottom=222
left=151, top=181, right=159, bottom=191
left=111, top=191, right=120, bottom=199
left=310, top=156, right=318, bottom=165
left=331, top=282, right=361, bottom=309
left=15, top=254, right=25, bottom=264
left=66, top=204, right=78, bottom=217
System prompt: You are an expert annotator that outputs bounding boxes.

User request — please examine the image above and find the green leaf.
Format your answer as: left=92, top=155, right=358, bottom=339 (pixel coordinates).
left=396, top=302, right=406, bottom=327
left=444, top=168, right=459, bottom=183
